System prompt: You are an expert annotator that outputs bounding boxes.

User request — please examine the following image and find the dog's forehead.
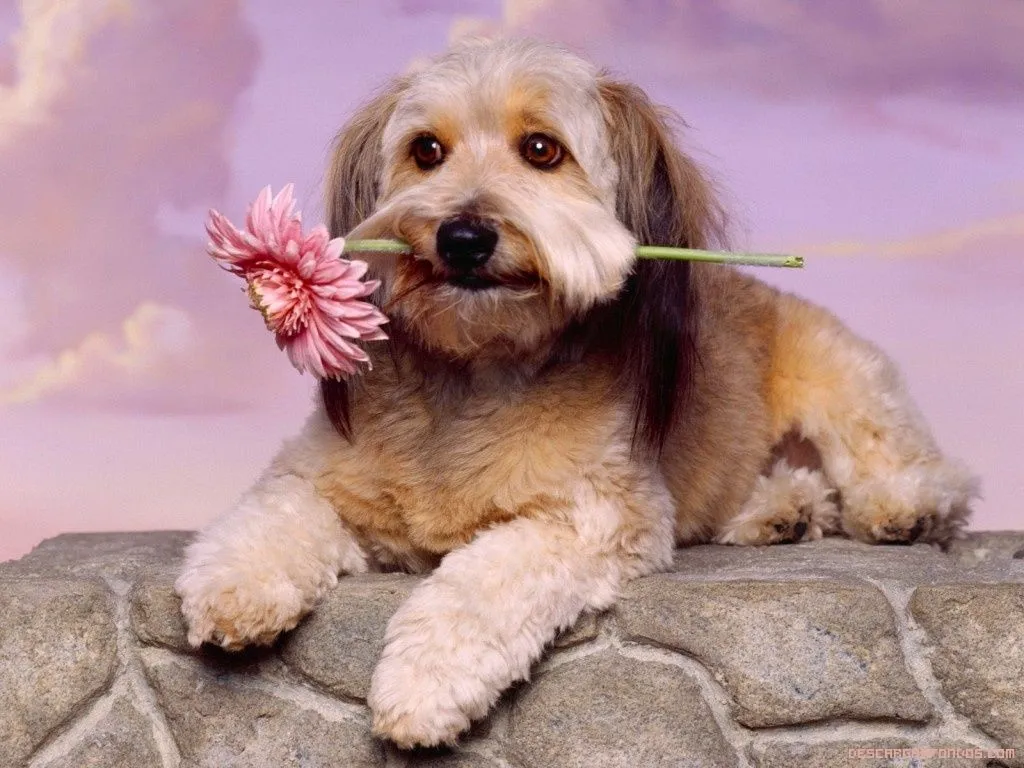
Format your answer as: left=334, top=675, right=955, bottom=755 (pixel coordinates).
left=392, top=40, right=603, bottom=143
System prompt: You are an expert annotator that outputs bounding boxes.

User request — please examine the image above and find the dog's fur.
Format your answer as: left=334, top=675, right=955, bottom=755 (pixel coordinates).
left=176, top=39, right=979, bottom=748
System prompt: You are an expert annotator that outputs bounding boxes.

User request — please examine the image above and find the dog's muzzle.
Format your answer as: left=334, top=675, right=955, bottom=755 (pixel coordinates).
left=436, top=216, right=498, bottom=273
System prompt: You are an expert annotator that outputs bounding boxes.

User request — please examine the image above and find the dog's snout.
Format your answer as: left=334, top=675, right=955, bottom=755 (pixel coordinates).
left=436, top=217, right=498, bottom=271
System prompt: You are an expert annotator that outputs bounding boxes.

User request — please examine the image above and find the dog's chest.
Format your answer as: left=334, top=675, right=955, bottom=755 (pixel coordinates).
left=322, top=373, right=625, bottom=554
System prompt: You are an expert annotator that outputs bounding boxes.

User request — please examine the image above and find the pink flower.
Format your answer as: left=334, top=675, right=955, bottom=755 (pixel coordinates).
left=206, top=184, right=388, bottom=379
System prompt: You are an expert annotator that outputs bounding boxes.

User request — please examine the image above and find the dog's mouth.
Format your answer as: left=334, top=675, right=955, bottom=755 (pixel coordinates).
left=400, top=255, right=541, bottom=293
left=445, top=273, right=501, bottom=291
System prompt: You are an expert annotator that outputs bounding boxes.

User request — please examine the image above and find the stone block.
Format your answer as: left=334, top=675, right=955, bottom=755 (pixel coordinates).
left=143, top=654, right=384, bottom=768
left=618, top=578, right=931, bottom=727
left=0, top=579, right=118, bottom=768
left=910, top=584, right=1024, bottom=755
left=508, top=651, right=737, bottom=768
left=280, top=573, right=418, bottom=701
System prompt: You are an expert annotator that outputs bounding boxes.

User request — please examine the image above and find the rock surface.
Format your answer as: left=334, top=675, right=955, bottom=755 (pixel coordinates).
left=0, top=579, right=118, bottom=768
left=2, top=531, right=1022, bottom=768
left=37, top=696, right=164, bottom=768
left=280, top=574, right=418, bottom=701
left=910, top=584, right=1024, bottom=754
left=509, top=651, right=736, bottom=768
left=618, top=579, right=931, bottom=727
left=143, top=653, right=382, bottom=768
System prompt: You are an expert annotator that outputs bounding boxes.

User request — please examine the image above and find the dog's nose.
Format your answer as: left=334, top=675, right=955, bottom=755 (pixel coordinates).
left=436, top=217, right=498, bottom=271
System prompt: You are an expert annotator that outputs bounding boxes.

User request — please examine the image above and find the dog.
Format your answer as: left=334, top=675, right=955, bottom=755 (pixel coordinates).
left=176, top=38, right=979, bottom=748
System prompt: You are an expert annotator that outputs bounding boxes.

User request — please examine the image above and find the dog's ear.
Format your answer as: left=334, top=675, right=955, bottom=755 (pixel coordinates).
left=326, top=81, right=406, bottom=238
left=598, top=78, right=726, bottom=250
left=597, top=78, right=727, bottom=454
left=321, top=81, right=405, bottom=440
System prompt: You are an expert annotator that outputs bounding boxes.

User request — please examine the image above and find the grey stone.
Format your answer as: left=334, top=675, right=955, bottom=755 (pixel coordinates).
left=281, top=573, right=418, bottom=700
left=6, top=531, right=1024, bottom=767
left=508, top=651, right=737, bottom=768
left=40, top=695, right=162, bottom=768
left=129, top=567, right=190, bottom=651
left=672, top=537, right=1024, bottom=586
left=754, top=740, right=988, bottom=768
left=1, top=531, right=191, bottom=585
left=617, top=578, right=931, bottom=727
left=143, top=654, right=384, bottom=767
left=0, top=579, right=118, bottom=768
left=910, top=584, right=1024, bottom=753
left=552, top=611, right=600, bottom=649
left=404, top=752, right=500, bottom=767
left=948, top=531, right=1024, bottom=567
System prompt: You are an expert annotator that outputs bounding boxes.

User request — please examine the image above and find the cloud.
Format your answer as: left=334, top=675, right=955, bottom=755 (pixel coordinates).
left=0, top=0, right=309, bottom=414
left=397, top=0, right=499, bottom=15
left=0, top=0, right=131, bottom=135
left=0, top=0, right=259, bottom=355
left=454, top=0, right=1024, bottom=103
left=795, top=212, right=1024, bottom=259
left=0, top=302, right=254, bottom=413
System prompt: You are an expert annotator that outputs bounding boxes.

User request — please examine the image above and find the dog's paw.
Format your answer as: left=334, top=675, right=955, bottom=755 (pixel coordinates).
left=843, top=499, right=961, bottom=546
left=368, top=601, right=501, bottom=749
left=717, top=464, right=839, bottom=546
left=175, top=563, right=317, bottom=651
left=717, top=503, right=813, bottom=546
left=368, top=650, right=487, bottom=749
left=841, top=462, right=978, bottom=547
left=846, top=508, right=931, bottom=545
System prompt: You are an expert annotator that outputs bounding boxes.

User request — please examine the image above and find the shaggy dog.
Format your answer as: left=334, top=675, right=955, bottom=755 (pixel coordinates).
left=176, top=38, right=979, bottom=748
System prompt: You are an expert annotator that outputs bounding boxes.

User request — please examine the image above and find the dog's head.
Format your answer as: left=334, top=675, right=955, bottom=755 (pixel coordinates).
left=325, top=38, right=725, bottom=450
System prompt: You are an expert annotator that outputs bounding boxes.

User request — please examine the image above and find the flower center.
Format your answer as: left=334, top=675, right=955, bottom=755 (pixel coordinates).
left=248, top=265, right=313, bottom=337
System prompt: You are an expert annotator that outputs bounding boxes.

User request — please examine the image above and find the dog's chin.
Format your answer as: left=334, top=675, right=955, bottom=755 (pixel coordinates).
left=386, top=275, right=565, bottom=362
left=445, top=273, right=501, bottom=291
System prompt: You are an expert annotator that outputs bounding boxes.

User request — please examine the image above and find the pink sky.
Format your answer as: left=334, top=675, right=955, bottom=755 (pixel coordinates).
left=1, top=0, right=1021, bottom=561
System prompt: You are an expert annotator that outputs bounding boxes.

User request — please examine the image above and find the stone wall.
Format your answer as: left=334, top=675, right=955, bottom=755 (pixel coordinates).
left=1, top=532, right=1022, bottom=768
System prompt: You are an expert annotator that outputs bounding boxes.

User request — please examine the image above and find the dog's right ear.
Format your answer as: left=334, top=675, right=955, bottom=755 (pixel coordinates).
left=597, top=77, right=726, bottom=250
left=322, top=81, right=405, bottom=441
left=326, top=81, right=407, bottom=237
left=595, top=77, right=727, bottom=455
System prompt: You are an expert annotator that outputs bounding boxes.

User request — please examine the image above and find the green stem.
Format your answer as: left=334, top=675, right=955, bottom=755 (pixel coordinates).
left=343, top=239, right=803, bottom=268
left=343, top=239, right=412, bottom=254
left=635, top=246, right=804, bottom=268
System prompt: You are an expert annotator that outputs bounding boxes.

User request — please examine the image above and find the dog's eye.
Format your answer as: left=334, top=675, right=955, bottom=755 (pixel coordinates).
left=411, top=134, right=446, bottom=170
left=520, top=133, right=564, bottom=169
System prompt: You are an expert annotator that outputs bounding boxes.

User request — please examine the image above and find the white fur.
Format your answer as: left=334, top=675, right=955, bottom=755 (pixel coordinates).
left=369, top=476, right=674, bottom=748
left=175, top=472, right=368, bottom=650
left=716, top=461, right=839, bottom=546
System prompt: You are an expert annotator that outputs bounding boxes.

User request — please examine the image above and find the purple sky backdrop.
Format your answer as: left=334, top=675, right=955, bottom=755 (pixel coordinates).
left=1, top=0, right=1021, bottom=560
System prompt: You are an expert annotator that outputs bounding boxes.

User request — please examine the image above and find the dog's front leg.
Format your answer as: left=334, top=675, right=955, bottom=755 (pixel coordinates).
left=369, top=483, right=674, bottom=748
left=176, top=472, right=368, bottom=650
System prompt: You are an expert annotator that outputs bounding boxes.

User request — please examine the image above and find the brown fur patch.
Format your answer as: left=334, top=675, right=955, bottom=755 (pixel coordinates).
left=765, top=428, right=825, bottom=475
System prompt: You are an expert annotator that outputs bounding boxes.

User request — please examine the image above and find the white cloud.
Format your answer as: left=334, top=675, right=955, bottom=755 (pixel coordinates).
left=0, top=0, right=131, bottom=139
left=0, top=0, right=259, bottom=356
left=1, top=302, right=251, bottom=413
left=451, top=0, right=1024, bottom=103
left=796, top=213, right=1024, bottom=259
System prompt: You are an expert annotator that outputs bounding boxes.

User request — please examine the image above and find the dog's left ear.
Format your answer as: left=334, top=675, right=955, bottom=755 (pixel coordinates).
left=326, top=80, right=407, bottom=238
left=597, top=78, right=728, bottom=454
left=321, top=80, right=406, bottom=440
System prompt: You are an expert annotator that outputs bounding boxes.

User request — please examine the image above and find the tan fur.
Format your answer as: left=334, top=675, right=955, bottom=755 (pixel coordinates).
left=177, top=38, right=979, bottom=748
left=598, top=78, right=728, bottom=250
